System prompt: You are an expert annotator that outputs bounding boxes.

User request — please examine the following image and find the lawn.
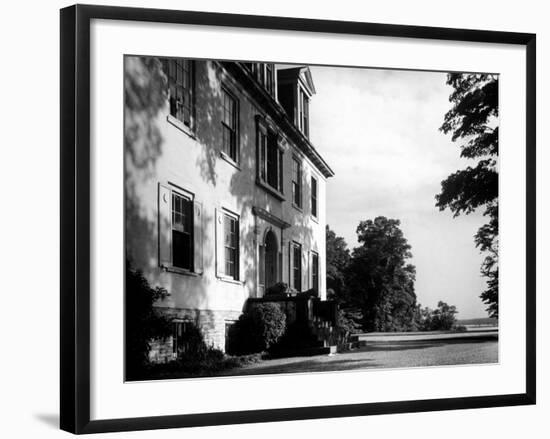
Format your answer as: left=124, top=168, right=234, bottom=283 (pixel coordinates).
left=216, top=334, right=498, bottom=377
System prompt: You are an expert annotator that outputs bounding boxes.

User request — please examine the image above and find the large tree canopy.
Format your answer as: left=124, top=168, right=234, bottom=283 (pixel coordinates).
left=346, top=217, right=418, bottom=332
left=437, top=73, right=499, bottom=318
left=326, top=225, right=351, bottom=300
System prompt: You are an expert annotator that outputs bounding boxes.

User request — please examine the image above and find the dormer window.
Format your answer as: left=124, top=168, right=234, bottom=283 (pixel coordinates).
left=243, top=62, right=275, bottom=97
left=276, top=66, right=315, bottom=138
left=298, top=88, right=309, bottom=137
left=256, top=116, right=284, bottom=198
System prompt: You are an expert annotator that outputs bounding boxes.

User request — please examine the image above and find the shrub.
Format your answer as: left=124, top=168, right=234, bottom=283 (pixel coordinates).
left=228, top=303, right=286, bottom=355
left=125, top=261, right=171, bottom=380
left=270, top=320, right=318, bottom=355
left=250, top=303, right=286, bottom=350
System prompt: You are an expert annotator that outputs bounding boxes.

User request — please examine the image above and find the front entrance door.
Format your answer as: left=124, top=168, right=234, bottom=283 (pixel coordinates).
left=264, top=230, right=278, bottom=289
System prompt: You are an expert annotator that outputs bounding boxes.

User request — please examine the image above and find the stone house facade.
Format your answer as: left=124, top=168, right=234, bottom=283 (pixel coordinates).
left=124, top=57, right=334, bottom=362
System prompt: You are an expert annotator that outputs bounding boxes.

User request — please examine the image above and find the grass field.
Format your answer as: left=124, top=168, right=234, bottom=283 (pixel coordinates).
left=457, top=317, right=498, bottom=326
left=218, top=333, right=498, bottom=377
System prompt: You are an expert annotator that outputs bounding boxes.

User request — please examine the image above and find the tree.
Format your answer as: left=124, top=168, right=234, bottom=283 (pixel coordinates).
left=326, top=225, right=351, bottom=300
left=437, top=73, right=499, bottom=318
left=326, top=225, right=363, bottom=332
left=125, top=261, right=172, bottom=379
left=346, top=217, right=418, bottom=332
left=417, top=301, right=459, bottom=331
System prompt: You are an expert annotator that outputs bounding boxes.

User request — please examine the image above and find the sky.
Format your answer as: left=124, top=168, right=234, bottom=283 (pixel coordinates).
left=307, top=66, right=490, bottom=319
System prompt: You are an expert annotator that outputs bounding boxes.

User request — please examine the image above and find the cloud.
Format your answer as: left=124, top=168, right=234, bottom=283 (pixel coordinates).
left=309, top=65, right=490, bottom=318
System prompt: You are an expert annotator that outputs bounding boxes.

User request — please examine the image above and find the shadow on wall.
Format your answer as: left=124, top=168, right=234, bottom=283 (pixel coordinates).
left=124, top=56, right=166, bottom=274
left=125, top=56, right=319, bottom=311
left=125, top=56, right=213, bottom=309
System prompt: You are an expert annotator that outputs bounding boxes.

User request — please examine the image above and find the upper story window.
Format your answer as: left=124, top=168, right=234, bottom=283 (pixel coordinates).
left=162, top=58, right=194, bottom=129
left=277, top=67, right=315, bottom=138
left=311, top=175, right=318, bottom=218
left=264, top=64, right=274, bottom=95
left=257, top=117, right=284, bottom=197
left=298, top=88, right=309, bottom=137
left=292, top=157, right=302, bottom=209
left=221, top=88, right=239, bottom=162
left=244, top=62, right=275, bottom=97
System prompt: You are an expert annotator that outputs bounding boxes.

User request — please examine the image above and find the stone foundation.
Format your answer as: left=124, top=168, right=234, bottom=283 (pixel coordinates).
left=148, top=307, right=242, bottom=363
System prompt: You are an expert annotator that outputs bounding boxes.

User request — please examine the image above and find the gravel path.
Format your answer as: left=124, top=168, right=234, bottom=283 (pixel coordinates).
left=219, top=335, right=498, bottom=377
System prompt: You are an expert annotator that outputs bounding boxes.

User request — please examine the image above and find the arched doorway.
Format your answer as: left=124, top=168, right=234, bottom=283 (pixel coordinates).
left=264, top=230, right=278, bottom=289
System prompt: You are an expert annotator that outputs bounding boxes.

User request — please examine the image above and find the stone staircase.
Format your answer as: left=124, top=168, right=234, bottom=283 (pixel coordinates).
left=309, top=315, right=367, bottom=354
left=247, top=295, right=366, bottom=357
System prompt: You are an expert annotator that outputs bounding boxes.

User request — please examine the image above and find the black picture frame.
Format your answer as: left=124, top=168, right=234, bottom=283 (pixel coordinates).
left=60, top=4, right=536, bottom=434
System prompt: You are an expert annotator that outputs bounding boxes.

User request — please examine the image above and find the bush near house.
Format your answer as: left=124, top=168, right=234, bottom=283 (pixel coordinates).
left=227, top=303, right=286, bottom=355
left=270, top=320, right=319, bottom=355
left=144, top=347, right=264, bottom=379
left=125, top=262, right=172, bottom=380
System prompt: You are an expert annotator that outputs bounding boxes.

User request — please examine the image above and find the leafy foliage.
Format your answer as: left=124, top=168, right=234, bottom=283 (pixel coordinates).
left=437, top=73, right=499, bottom=318
left=416, top=301, right=459, bottom=331
left=346, top=217, right=418, bottom=332
left=326, top=226, right=364, bottom=330
left=125, top=262, right=171, bottom=380
left=227, top=303, right=286, bottom=355
left=143, top=348, right=263, bottom=380
left=326, top=225, right=351, bottom=299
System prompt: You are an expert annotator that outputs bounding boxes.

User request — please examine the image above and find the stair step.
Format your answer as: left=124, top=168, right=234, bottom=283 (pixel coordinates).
left=337, top=340, right=367, bottom=352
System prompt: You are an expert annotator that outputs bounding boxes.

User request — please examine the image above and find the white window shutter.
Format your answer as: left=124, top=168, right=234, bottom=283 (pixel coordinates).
left=215, top=208, right=225, bottom=277
left=193, top=200, right=203, bottom=274
left=158, top=183, right=172, bottom=268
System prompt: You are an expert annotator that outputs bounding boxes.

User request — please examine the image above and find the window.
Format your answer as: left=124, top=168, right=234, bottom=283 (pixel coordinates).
left=311, top=252, right=319, bottom=293
left=162, top=58, right=194, bottom=128
left=221, top=88, right=238, bottom=162
left=299, top=88, right=309, bottom=137
left=292, top=158, right=302, bottom=208
left=159, top=183, right=203, bottom=274
left=265, top=64, right=274, bottom=95
left=171, top=192, right=193, bottom=270
left=257, top=120, right=284, bottom=195
left=223, top=213, right=239, bottom=280
left=311, top=176, right=318, bottom=218
left=172, top=321, right=191, bottom=358
left=267, top=135, right=279, bottom=188
left=225, top=321, right=237, bottom=353
left=292, top=242, right=302, bottom=292
left=244, top=63, right=275, bottom=96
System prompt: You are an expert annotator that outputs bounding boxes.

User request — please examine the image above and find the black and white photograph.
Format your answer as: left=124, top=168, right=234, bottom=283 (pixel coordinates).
left=124, top=57, right=499, bottom=381
left=0, top=0, right=544, bottom=436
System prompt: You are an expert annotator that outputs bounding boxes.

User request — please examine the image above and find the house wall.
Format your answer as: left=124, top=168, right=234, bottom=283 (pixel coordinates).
left=125, top=57, right=328, bottom=352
